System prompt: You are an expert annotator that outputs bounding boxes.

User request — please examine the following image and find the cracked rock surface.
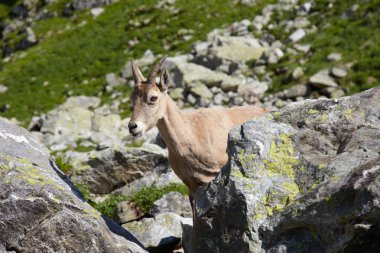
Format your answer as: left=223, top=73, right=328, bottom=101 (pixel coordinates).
left=192, top=87, right=380, bottom=253
left=0, top=119, right=147, bottom=253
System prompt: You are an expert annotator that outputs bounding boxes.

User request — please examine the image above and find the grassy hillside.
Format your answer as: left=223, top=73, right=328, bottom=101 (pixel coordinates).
left=0, top=0, right=379, bottom=125
left=0, top=0, right=273, bottom=125
left=266, top=0, right=380, bottom=94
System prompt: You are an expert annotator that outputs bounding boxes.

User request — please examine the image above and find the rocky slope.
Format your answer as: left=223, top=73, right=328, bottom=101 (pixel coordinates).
left=0, top=118, right=146, bottom=253
left=192, top=86, right=380, bottom=252
left=0, top=0, right=379, bottom=123
left=0, top=0, right=379, bottom=252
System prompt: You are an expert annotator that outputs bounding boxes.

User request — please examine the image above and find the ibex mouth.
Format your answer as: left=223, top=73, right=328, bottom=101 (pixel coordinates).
left=131, top=132, right=142, bottom=137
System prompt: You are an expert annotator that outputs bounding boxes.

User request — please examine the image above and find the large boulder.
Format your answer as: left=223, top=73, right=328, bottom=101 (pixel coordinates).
left=0, top=119, right=147, bottom=253
left=192, top=87, right=380, bottom=253
left=67, top=144, right=169, bottom=194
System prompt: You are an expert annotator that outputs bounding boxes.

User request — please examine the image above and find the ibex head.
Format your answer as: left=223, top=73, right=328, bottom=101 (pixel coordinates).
left=128, top=56, right=169, bottom=137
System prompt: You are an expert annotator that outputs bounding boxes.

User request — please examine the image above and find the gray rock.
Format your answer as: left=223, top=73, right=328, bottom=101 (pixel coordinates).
left=192, top=87, right=380, bottom=253
left=237, top=80, right=268, bottom=102
left=72, top=0, right=115, bottom=10
left=149, top=192, right=192, bottom=218
left=330, top=67, right=348, bottom=78
left=122, top=51, right=156, bottom=79
left=68, top=144, right=168, bottom=194
left=309, top=69, right=338, bottom=88
left=293, top=43, right=311, bottom=53
left=169, top=88, right=185, bottom=100
left=327, top=52, right=342, bottom=61
left=186, top=94, right=197, bottom=105
left=210, top=36, right=266, bottom=63
left=90, top=7, right=104, bottom=17
left=282, top=84, right=309, bottom=99
left=105, top=73, right=124, bottom=87
left=288, top=28, right=306, bottom=42
left=26, top=27, right=37, bottom=44
left=0, top=85, right=8, bottom=94
left=292, top=67, right=304, bottom=79
left=170, top=59, right=244, bottom=91
left=39, top=96, right=101, bottom=148
left=123, top=213, right=191, bottom=252
left=190, top=82, right=213, bottom=99
left=113, top=169, right=182, bottom=197
left=213, top=92, right=229, bottom=105
left=0, top=119, right=146, bottom=253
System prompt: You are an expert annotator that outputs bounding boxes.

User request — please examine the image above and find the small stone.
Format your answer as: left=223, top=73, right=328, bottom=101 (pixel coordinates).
left=149, top=192, right=192, bottom=218
left=283, top=84, right=309, bottom=99
left=293, top=43, right=311, bottom=53
left=327, top=52, right=342, bottom=61
left=330, top=67, right=348, bottom=78
left=122, top=213, right=190, bottom=252
left=292, top=67, right=304, bottom=79
left=253, top=66, right=266, bottom=75
left=197, top=97, right=211, bottom=107
left=90, top=7, right=104, bottom=17
left=213, top=93, right=228, bottom=105
left=274, top=99, right=287, bottom=108
left=105, top=73, right=124, bottom=87
left=169, top=88, right=184, bottom=100
left=187, top=94, right=196, bottom=105
left=190, top=82, right=213, bottom=99
left=230, top=96, right=244, bottom=106
left=0, top=85, right=8, bottom=94
left=26, top=27, right=37, bottom=44
left=309, top=69, right=338, bottom=88
left=328, top=88, right=345, bottom=98
left=288, top=29, right=306, bottom=42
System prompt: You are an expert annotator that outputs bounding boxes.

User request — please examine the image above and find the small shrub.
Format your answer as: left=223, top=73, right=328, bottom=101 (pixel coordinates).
left=91, top=183, right=188, bottom=220
left=92, top=195, right=129, bottom=220
left=130, top=183, right=188, bottom=213
left=54, top=156, right=71, bottom=174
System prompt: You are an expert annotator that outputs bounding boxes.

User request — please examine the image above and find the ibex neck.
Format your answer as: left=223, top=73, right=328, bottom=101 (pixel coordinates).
left=157, top=95, right=190, bottom=154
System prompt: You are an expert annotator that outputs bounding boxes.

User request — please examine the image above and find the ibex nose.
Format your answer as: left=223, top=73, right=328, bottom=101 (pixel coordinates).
left=128, top=122, right=137, bottom=132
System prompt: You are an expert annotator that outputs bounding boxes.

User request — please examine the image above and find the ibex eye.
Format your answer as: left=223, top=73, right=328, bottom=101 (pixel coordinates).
left=150, top=96, right=158, bottom=102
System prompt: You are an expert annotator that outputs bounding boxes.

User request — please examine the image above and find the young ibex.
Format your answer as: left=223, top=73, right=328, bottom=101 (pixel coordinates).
left=128, top=57, right=267, bottom=211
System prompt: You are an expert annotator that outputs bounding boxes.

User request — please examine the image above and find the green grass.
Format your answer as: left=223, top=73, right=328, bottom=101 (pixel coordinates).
left=93, top=183, right=188, bottom=220
left=0, top=0, right=274, bottom=125
left=54, top=156, right=71, bottom=174
left=130, top=183, right=188, bottom=213
left=55, top=155, right=188, bottom=220
left=265, top=0, right=380, bottom=94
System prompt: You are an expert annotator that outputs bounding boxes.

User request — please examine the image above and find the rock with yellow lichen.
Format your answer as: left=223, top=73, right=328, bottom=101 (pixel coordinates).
left=0, top=118, right=147, bottom=253
left=192, top=87, right=380, bottom=253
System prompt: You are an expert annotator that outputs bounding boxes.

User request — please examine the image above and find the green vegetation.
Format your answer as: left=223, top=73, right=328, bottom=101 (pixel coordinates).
left=0, top=0, right=274, bottom=125
left=130, top=183, right=188, bottom=213
left=92, top=194, right=129, bottom=220
left=54, top=156, right=72, bottom=174
left=265, top=0, right=380, bottom=94
left=93, top=183, right=188, bottom=220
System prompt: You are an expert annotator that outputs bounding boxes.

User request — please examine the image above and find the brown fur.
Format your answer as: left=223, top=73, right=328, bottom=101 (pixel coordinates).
left=128, top=58, right=268, bottom=210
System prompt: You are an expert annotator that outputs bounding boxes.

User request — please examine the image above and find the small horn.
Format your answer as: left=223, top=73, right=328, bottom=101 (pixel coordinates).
left=131, top=59, right=145, bottom=84
left=147, top=56, right=167, bottom=84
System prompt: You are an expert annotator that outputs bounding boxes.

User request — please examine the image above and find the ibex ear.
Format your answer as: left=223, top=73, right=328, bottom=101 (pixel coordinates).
left=131, top=59, right=145, bottom=85
left=158, top=69, right=170, bottom=92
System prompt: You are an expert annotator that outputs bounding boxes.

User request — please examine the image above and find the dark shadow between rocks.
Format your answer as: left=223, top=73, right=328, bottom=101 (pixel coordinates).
left=49, top=159, right=86, bottom=202
left=102, top=215, right=146, bottom=249
left=147, top=236, right=181, bottom=253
